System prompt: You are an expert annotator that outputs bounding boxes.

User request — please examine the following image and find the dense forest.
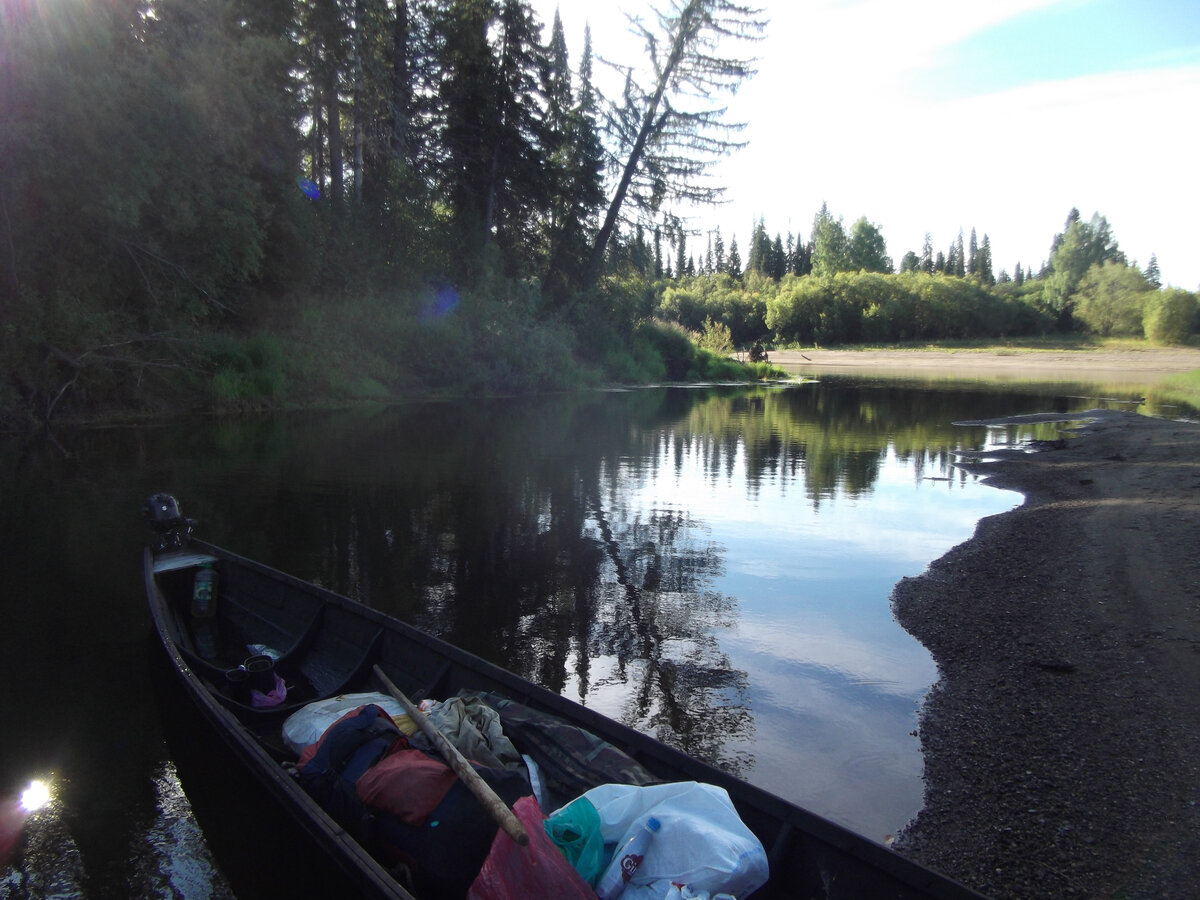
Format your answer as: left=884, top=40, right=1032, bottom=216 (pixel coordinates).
left=2, top=0, right=1195, bottom=429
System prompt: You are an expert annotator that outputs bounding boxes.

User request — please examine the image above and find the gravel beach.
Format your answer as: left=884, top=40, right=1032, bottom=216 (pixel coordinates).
left=889, top=408, right=1200, bottom=899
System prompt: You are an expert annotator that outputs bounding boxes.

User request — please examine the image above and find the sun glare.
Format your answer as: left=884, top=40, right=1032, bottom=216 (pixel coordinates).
left=19, top=780, right=51, bottom=813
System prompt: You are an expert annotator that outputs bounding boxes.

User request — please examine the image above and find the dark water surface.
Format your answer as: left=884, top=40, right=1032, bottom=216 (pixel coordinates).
left=0, top=379, right=1144, bottom=897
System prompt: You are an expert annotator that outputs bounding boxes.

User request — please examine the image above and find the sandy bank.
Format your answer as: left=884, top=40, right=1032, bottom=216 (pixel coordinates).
left=769, top=347, right=1200, bottom=380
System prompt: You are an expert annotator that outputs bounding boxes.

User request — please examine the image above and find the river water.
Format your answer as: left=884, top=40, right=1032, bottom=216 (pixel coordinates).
left=0, top=376, right=1151, bottom=897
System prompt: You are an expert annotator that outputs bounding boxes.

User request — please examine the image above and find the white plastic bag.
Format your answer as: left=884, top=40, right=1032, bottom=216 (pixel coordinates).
left=281, top=692, right=406, bottom=754
left=577, top=782, right=769, bottom=900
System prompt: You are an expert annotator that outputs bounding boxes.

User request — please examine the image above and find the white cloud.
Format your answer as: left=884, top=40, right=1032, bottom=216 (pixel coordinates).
left=716, top=61, right=1200, bottom=285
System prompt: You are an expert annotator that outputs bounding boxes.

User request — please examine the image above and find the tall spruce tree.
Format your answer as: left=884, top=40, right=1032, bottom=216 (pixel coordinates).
left=584, top=0, right=766, bottom=288
left=920, top=232, right=934, bottom=274
left=977, top=234, right=995, bottom=285
left=727, top=236, right=742, bottom=279
left=769, top=233, right=785, bottom=280
left=745, top=217, right=771, bottom=276
left=1144, top=253, right=1162, bottom=289
left=675, top=229, right=688, bottom=279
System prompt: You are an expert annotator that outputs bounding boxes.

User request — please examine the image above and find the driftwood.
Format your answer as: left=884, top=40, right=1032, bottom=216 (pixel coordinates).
left=372, top=664, right=529, bottom=847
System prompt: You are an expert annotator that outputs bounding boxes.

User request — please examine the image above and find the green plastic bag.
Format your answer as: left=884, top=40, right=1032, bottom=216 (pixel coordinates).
left=544, top=796, right=606, bottom=887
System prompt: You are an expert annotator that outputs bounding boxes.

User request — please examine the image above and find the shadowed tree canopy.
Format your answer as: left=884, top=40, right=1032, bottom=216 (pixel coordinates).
left=585, top=0, right=766, bottom=289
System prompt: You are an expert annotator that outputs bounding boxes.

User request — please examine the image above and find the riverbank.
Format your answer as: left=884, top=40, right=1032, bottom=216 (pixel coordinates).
left=770, top=345, right=1200, bottom=380
left=890, top=408, right=1200, bottom=899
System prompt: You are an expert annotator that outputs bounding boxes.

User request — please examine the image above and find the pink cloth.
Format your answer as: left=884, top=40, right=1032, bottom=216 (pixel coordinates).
left=250, top=673, right=288, bottom=708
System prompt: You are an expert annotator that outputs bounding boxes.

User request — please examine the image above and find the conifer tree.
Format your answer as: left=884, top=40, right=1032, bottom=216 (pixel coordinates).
left=770, top=234, right=785, bottom=280
left=811, top=202, right=849, bottom=276
left=675, top=230, right=688, bottom=279
left=584, top=0, right=766, bottom=287
left=727, top=236, right=742, bottom=279
left=712, top=227, right=726, bottom=274
left=1144, top=253, right=1162, bottom=289
left=746, top=217, right=770, bottom=276
left=949, top=229, right=965, bottom=277
left=542, top=17, right=606, bottom=297
left=977, top=234, right=995, bottom=285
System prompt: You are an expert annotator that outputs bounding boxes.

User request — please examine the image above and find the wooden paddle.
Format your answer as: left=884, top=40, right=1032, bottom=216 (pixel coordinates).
left=372, top=664, right=529, bottom=847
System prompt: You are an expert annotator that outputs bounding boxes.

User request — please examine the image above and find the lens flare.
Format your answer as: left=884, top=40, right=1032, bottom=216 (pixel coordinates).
left=20, top=780, right=51, bottom=813
left=296, top=176, right=320, bottom=200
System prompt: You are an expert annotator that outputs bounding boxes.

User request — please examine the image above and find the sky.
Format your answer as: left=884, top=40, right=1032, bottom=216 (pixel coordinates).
left=530, top=0, right=1200, bottom=288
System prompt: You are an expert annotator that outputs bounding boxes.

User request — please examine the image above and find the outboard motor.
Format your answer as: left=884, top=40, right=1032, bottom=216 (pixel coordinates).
left=144, top=493, right=195, bottom=552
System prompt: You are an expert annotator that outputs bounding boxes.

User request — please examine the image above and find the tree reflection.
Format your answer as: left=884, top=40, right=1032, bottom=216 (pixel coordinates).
left=168, top=380, right=1098, bottom=783
left=587, top=496, right=753, bottom=774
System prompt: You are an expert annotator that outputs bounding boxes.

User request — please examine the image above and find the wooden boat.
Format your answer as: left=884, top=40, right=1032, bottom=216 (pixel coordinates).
left=143, top=495, right=987, bottom=900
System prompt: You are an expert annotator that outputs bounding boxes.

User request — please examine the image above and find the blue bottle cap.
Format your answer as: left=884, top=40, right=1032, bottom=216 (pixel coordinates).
left=646, top=816, right=661, bottom=831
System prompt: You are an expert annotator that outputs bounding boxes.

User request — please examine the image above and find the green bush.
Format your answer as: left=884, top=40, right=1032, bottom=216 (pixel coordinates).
left=1073, top=261, right=1152, bottom=337
left=1144, top=289, right=1199, bottom=345
left=203, top=333, right=289, bottom=408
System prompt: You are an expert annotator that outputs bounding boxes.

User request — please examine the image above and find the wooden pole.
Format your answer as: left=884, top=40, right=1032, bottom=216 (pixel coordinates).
left=372, top=665, right=529, bottom=847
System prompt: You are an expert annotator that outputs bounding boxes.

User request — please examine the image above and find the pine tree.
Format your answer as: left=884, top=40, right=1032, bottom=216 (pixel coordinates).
left=920, top=233, right=934, bottom=274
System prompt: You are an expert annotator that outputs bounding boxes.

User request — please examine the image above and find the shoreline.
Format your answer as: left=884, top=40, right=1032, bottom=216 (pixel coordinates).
left=890, top=409, right=1200, bottom=899
left=768, top=346, right=1200, bottom=379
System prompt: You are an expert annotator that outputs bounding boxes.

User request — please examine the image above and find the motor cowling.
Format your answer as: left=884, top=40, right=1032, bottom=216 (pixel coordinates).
left=144, top=493, right=194, bottom=551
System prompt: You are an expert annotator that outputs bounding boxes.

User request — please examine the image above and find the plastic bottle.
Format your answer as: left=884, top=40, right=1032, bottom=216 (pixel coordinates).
left=595, top=816, right=660, bottom=900
left=191, top=563, right=218, bottom=618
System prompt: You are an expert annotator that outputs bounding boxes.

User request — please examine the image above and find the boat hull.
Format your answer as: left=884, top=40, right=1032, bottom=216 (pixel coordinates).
left=145, top=540, right=987, bottom=900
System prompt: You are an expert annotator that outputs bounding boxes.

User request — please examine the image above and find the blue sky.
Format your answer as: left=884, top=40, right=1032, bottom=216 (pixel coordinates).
left=533, top=0, right=1200, bottom=287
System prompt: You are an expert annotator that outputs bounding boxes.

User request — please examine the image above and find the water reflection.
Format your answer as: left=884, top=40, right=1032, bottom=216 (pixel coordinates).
left=126, top=762, right=234, bottom=899
left=175, top=384, right=1049, bottom=836
left=1, top=377, right=1129, bottom=892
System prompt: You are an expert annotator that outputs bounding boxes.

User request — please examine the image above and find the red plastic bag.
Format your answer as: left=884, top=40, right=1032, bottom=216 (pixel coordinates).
left=467, top=795, right=596, bottom=900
